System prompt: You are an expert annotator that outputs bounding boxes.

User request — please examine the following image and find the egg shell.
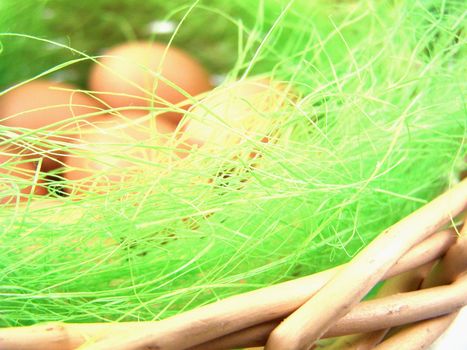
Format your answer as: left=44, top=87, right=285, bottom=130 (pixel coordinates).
left=0, top=80, right=103, bottom=171
left=0, top=150, right=47, bottom=204
left=63, top=114, right=184, bottom=195
left=88, top=41, right=213, bottom=124
left=182, top=78, right=288, bottom=151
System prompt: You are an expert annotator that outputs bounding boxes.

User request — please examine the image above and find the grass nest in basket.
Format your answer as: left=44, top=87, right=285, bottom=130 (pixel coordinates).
left=0, top=0, right=465, bottom=327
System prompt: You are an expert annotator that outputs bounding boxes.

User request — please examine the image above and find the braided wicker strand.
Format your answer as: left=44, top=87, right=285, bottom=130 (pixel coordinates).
left=320, top=265, right=433, bottom=350
left=265, top=179, right=467, bottom=350
left=189, top=273, right=467, bottom=350
left=373, top=222, right=467, bottom=350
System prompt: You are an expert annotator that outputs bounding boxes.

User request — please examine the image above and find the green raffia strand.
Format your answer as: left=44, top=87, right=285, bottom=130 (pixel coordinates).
left=0, top=0, right=466, bottom=325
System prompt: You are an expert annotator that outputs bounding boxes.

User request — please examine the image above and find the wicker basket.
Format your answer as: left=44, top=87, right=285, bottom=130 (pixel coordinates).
left=1, top=178, right=466, bottom=350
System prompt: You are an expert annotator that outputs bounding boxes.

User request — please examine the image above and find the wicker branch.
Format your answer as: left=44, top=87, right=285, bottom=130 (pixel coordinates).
left=329, top=273, right=467, bottom=336
left=422, top=224, right=467, bottom=289
left=189, top=273, right=467, bottom=350
left=371, top=312, right=459, bottom=350
left=373, top=222, right=467, bottom=349
left=265, top=179, right=467, bottom=350
left=320, top=265, right=432, bottom=350
left=0, top=228, right=456, bottom=350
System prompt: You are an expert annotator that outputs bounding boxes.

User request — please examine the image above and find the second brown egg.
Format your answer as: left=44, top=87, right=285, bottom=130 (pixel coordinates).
left=88, top=41, right=213, bottom=124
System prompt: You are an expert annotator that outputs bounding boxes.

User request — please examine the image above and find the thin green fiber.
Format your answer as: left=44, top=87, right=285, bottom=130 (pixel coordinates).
left=0, top=0, right=466, bottom=326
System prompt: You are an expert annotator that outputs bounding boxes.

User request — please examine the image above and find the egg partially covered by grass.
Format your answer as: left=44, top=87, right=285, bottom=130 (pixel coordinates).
left=0, top=80, right=103, bottom=171
left=182, top=78, right=290, bottom=154
left=63, top=114, right=183, bottom=195
left=88, top=41, right=213, bottom=124
left=0, top=149, right=47, bottom=204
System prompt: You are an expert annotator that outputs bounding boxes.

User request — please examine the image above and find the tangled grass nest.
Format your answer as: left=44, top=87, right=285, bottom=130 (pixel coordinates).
left=0, top=0, right=465, bottom=327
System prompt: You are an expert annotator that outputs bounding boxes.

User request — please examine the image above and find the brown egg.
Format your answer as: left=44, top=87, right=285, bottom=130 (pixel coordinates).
left=0, top=80, right=103, bottom=171
left=0, top=149, right=47, bottom=204
left=63, top=114, right=183, bottom=194
left=88, top=41, right=213, bottom=124
left=182, top=78, right=288, bottom=152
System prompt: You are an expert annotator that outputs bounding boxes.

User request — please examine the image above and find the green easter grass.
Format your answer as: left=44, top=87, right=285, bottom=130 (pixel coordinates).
left=0, top=0, right=465, bottom=326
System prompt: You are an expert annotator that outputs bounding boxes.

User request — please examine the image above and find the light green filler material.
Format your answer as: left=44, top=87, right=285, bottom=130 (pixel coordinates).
left=0, top=0, right=465, bottom=325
